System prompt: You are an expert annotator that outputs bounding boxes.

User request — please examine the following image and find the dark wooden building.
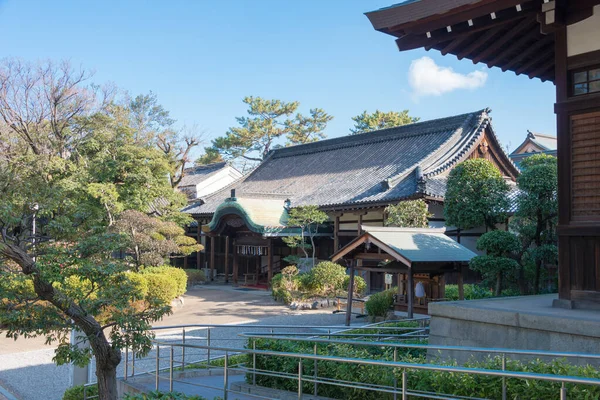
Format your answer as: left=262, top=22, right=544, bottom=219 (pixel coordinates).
left=366, top=0, right=600, bottom=309
left=183, top=109, right=518, bottom=287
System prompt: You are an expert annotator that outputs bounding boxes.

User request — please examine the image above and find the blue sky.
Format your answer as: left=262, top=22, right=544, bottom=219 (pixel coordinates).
left=0, top=0, right=556, bottom=155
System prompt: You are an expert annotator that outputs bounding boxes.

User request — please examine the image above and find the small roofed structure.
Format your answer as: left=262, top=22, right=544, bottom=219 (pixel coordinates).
left=332, top=226, right=476, bottom=323
left=509, top=131, right=557, bottom=167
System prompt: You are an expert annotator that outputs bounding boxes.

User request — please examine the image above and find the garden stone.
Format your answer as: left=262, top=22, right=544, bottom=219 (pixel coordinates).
left=312, top=301, right=319, bottom=310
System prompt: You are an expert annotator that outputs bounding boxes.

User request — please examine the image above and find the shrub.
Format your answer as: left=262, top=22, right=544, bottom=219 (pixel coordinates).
left=62, top=384, right=98, bottom=400
left=305, top=261, right=346, bottom=297
left=249, top=338, right=600, bottom=400
left=365, top=287, right=396, bottom=319
left=444, top=284, right=492, bottom=301
left=343, top=275, right=367, bottom=297
left=144, top=272, right=179, bottom=304
left=125, top=271, right=149, bottom=300
left=184, top=269, right=206, bottom=286
left=123, top=391, right=207, bottom=399
left=141, top=266, right=187, bottom=297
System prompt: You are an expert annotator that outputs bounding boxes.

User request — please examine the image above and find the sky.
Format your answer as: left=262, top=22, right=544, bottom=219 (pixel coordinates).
left=0, top=0, right=556, bottom=156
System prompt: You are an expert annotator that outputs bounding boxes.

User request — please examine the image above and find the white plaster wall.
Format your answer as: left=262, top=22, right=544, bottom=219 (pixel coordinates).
left=567, top=5, right=600, bottom=57
left=195, top=167, right=242, bottom=198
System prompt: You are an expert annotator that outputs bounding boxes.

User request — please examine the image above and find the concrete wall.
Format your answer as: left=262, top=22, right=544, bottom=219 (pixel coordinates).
left=428, top=295, right=600, bottom=366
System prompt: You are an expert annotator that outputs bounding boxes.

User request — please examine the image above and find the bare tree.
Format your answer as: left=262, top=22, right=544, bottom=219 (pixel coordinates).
left=156, top=124, right=205, bottom=188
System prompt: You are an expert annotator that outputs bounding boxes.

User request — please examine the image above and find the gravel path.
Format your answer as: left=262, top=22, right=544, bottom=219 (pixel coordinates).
left=0, top=287, right=363, bottom=400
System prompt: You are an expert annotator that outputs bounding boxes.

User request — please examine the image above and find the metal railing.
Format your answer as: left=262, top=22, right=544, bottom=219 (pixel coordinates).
left=111, top=320, right=600, bottom=400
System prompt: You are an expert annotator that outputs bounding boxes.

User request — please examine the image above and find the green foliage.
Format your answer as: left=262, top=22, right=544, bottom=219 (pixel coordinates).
left=62, top=384, right=98, bottom=400
left=385, top=199, right=431, bottom=228
left=123, top=391, right=207, bottom=400
left=250, top=338, right=600, bottom=400
left=183, top=269, right=206, bottom=286
left=141, top=266, right=187, bottom=297
left=195, top=148, right=224, bottom=165
left=444, top=284, right=493, bottom=301
left=365, top=287, right=397, bottom=319
left=282, top=205, right=328, bottom=268
left=476, top=230, right=520, bottom=257
left=350, top=110, right=419, bottom=134
left=305, top=262, right=347, bottom=298
left=344, top=275, right=367, bottom=297
left=444, top=159, right=510, bottom=230
left=205, top=96, right=332, bottom=164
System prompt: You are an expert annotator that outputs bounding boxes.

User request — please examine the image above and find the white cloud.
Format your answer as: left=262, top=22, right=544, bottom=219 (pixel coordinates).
left=408, top=56, right=487, bottom=98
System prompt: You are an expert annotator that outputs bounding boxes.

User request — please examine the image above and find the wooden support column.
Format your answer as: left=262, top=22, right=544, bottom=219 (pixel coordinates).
left=334, top=215, right=340, bottom=250
left=345, top=261, right=356, bottom=327
left=232, top=240, right=238, bottom=285
left=196, top=220, right=202, bottom=269
left=224, top=236, right=230, bottom=283
left=407, top=267, right=414, bottom=319
left=255, top=255, right=261, bottom=284
left=458, top=264, right=465, bottom=301
left=357, top=213, right=364, bottom=236
left=210, top=236, right=215, bottom=282
left=267, top=239, right=273, bottom=283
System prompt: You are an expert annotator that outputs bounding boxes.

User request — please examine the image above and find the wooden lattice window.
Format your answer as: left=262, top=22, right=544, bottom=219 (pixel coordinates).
left=571, top=111, right=600, bottom=221
left=572, top=66, right=600, bottom=96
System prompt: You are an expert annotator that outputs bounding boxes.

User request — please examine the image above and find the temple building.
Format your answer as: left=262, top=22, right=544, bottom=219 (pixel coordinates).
left=181, top=109, right=518, bottom=290
left=177, top=161, right=242, bottom=201
left=509, top=131, right=557, bottom=167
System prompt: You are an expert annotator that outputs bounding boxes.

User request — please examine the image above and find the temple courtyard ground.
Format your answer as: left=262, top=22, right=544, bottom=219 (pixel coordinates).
left=0, top=286, right=354, bottom=400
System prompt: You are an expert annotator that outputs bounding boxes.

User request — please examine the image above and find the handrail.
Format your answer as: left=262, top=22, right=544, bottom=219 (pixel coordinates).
left=151, top=339, right=600, bottom=386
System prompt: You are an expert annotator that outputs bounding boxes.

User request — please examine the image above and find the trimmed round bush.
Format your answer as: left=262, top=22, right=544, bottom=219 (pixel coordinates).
left=305, top=261, right=346, bottom=297
left=343, top=275, right=367, bottom=297
left=141, top=266, right=187, bottom=297
left=144, top=273, right=179, bottom=304
left=365, top=287, right=396, bottom=318
left=184, top=269, right=206, bottom=286
left=125, top=272, right=149, bottom=300
left=62, top=384, right=98, bottom=400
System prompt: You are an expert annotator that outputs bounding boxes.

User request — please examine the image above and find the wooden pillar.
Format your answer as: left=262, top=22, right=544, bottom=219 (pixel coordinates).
left=407, top=267, right=414, bottom=319
left=210, top=236, right=215, bottom=282
left=267, top=239, right=273, bottom=283
left=224, top=236, right=229, bottom=283
left=345, top=261, right=355, bottom=327
left=357, top=213, right=363, bottom=236
left=255, top=255, right=261, bottom=284
left=196, top=220, right=202, bottom=269
left=334, top=215, right=340, bottom=250
left=183, top=254, right=188, bottom=269
left=458, top=264, right=464, bottom=301
left=232, top=240, right=238, bottom=285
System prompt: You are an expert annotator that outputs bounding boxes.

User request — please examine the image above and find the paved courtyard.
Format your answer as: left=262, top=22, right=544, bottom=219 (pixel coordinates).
left=0, top=286, right=357, bottom=400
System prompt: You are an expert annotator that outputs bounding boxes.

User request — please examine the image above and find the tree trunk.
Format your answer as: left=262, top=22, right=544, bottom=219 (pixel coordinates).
left=517, top=266, right=527, bottom=295
left=96, top=361, right=119, bottom=400
left=534, top=259, right=542, bottom=295
left=495, top=272, right=502, bottom=297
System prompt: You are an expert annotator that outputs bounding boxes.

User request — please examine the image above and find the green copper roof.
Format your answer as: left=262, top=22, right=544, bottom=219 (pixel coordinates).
left=204, top=197, right=298, bottom=235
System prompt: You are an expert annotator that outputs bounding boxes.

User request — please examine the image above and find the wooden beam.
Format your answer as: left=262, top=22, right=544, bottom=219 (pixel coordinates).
left=456, top=25, right=504, bottom=61
left=354, top=253, right=394, bottom=261
left=196, top=219, right=202, bottom=269
left=440, top=33, right=476, bottom=56
left=480, top=18, right=536, bottom=66
left=224, top=236, right=230, bottom=283
left=502, top=34, right=552, bottom=71
left=527, top=56, right=555, bottom=79
left=515, top=45, right=554, bottom=75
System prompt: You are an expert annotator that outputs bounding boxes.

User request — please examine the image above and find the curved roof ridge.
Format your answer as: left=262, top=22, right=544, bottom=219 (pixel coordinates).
left=268, top=111, right=483, bottom=159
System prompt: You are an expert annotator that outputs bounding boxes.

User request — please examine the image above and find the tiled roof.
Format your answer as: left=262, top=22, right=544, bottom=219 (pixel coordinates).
left=183, top=109, right=510, bottom=216
left=178, top=162, right=230, bottom=187
left=363, top=226, right=476, bottom=263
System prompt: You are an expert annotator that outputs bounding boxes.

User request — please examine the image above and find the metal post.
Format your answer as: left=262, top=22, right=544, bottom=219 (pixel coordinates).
left=502, top=353, right=507, bottom=400
left=169, top=346, right=174, bottom=392
left=207, top=328, right=211, bottom=369
left=298, top=358, right=303, bottom=400
left=124, top=346, right=129, bottom=380
left=131, top=349, right=135, bottom=377
left=402, top=369, right=407, bottom=400
left=252, top=339, right=257, bottom=385
left=182, top=328, right=186, bottom=370
left=328, top=329, right=331, bottom=340
left=393, top=348, right=398, bottom=400
left=560, top=382, right=567, bottom=400
left=313, top=343, right=318, bottom=396
left=155, top=345, right=160, bottom=390
left=224, top=351, right=229, bottom=400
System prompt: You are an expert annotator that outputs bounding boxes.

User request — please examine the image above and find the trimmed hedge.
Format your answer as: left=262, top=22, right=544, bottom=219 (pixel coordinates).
left=141, top=266, right=187, bottom=296
left=248, top=339, right=600, bottom=400
left=444, top=284, right=493, bottom=301
left=365, top=287, right=397, bottom=319
left=62, top=384, right=98, bottom=400
left=183, top=269, right=206, bottom=286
